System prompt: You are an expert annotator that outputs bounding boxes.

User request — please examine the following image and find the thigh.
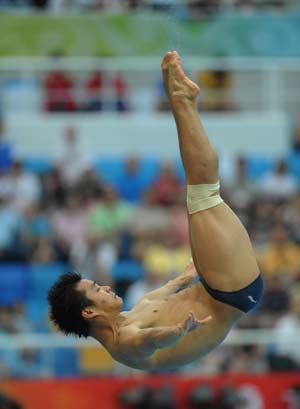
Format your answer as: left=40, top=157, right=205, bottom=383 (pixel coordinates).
left=189, top=202, right=259, bottom=291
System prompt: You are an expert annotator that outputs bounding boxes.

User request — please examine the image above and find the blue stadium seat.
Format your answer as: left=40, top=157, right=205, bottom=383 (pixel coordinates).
left=27, top=262, right=69, bottom=300
left=23, top=157, right=53, bottom=175
left=0, top=263, right=28, bottom=305
left=93, top=156, right=123, bottom=185
left=139, top=156, right=161, bottom=185
left=94, top=156, right=161, bottom=189
left=111, top=260, right=144, bottom=282
left=175, top=158, right=186, bottom=183
left=246, top=155, right=274, bottom=181
left=25, top=298, right=49, bottom=332
left=53, top=347, right=79, bottom=377
left=286, top=152, right=300, bottom=180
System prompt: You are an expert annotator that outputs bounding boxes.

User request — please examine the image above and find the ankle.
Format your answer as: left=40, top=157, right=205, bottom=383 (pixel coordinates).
left=172, top=97, right=197, bottom=113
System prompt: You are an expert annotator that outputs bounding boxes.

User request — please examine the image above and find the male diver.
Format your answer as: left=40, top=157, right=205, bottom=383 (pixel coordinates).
left=48, top=52, right=263, bottom=370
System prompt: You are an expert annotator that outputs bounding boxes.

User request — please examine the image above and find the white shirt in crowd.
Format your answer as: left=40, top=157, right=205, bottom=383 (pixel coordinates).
left=259, top=172, right=298, bottom=199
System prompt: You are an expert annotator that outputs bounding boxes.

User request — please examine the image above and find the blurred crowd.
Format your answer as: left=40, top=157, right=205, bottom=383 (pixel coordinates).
left=0, top=117, right=300, bottom=378
left=43, top=60, right=129, bottom=113
left=0, top=0, right=298, bottom=14
left=38, top=63, right=236, bottom=114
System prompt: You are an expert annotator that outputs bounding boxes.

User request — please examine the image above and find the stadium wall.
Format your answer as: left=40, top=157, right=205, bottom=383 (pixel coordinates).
left=7, top=112, right=289, bottom=158
left=2, top=373, right=300, bottom=409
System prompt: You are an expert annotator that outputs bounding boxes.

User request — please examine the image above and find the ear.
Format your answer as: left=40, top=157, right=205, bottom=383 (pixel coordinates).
left=81, top=307, right=98, bottom=320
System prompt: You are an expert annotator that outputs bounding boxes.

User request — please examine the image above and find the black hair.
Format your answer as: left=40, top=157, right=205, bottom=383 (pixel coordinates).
left=47, top=272, right=92, bottom=338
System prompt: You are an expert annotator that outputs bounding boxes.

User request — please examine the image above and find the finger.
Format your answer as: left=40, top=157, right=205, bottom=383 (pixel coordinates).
left=197, top=315, right=213, bottom=326
left=183, top=312, right=195, bottom=331
left=175, top=324, right=184, bottom=336
left=186, top=315, right=212, bottom=332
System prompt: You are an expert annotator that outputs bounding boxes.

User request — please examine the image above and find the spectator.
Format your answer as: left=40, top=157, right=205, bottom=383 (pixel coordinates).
left=235, top=0, right=255, bottom=12
left=143, top=232, right=190, bottom=280
left=259, top=159, right=298, bottom=202
left=248, top=199, right=275, bottom=250
left=76, top=168, right=105, bottom=206
left=187, top=0, right=219, bottom=17
left=284, top=195, right=300, bottom=243
left=9, top=160, right=41, bottom=212
left=87, top=185, right=134, bottom=241
left=0, top=119, right=13, bottom=173
left=19, top=203, right=52, bottom=258
left=84, top=71, right=103, bottom=112
left=0, top=169, right=14, bottom=204
left=51, top=190, right=87, bottom=254
left=167, top=191, right=189, bottom=246
left=152, top=160, right=182, bottom=207
left=130, top=188, right=169, bottom=240
left=40, top=164, right=65, bottom=207
left=260, top=276, right=291, bottom=316
left=12, top=302, right=34, bottom=334
left=257, top=224, right=300, bottom=279
left=0, top=197, right=23, bottom=261
left=112, top=73, right=129, bottom=112
left=30, top=237, right=59, bottom=263
left=197, top=69, right=236, bottom=112
left=43, top=58, right=76, bottom=112
left=275, top=293, right=300, bottom=363
left=125, top=264, right=165, bottom=310
left=1, top=347, right=45, bottom=378
left=226, top=156, right=257, bottom=226
left=116, top=157, right=148, bottom=203
left=0, top=306, right=18, bottom=334
left=228, top=345, right=269, bottom=373
left=55, top=125, right=91, bottom=188
left=0, top=391, right=23, bottom=408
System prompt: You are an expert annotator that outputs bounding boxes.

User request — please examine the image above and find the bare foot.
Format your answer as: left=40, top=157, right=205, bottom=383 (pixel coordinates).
left=162, top=51, right=200, bottom=105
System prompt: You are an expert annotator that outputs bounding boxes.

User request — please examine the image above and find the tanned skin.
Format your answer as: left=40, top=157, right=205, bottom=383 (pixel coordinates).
left=78, top=52, right=260, bottom=370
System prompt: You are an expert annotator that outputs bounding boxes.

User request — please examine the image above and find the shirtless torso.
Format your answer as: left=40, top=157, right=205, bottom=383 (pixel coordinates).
left=112, top=282, right=239, bottom=370
left=80, top=263, right=242, bottom=371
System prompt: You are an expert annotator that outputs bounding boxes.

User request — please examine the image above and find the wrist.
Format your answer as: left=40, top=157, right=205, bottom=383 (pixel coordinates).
left=166, top=279, right=179, bottom=290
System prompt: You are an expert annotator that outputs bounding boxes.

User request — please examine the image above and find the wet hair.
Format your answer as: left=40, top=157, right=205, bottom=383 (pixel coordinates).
left=47, top=272, right=92, bottom=338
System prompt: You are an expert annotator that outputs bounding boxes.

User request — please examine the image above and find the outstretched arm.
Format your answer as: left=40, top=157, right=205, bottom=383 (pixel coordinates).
left=143, top=260, right=198, bottom=301
left=121, top=313, right=212, bottom=357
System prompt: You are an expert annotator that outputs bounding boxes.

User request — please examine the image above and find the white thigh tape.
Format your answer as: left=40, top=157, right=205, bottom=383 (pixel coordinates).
left=187, top=181, right=223, bottom=214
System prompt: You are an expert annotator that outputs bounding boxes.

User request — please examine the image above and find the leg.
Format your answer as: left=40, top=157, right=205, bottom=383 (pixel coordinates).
left=162, top=52, right=260, bottom=292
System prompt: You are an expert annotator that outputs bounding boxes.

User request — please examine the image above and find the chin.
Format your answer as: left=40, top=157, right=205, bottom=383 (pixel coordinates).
left=116, top=296, right=123, bottom=309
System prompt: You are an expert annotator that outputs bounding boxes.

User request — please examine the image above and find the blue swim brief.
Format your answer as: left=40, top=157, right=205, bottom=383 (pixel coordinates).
left=198, top=274, right=264, bottom=313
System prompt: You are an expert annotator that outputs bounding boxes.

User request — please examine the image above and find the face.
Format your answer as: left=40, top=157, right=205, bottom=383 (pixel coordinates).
left=77, top=279, right=122, bottom=319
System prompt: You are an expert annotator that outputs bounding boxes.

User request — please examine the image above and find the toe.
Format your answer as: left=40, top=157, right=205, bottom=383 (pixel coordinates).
left=161, top=51, right=173, bottom=70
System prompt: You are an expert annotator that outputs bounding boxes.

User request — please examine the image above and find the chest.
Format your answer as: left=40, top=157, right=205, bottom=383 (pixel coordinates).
left=128, top=287, right=205, bottom=329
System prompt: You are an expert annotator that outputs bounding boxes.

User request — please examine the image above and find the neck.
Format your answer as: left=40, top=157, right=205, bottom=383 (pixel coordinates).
left=91, top=312, right=127, bottom=348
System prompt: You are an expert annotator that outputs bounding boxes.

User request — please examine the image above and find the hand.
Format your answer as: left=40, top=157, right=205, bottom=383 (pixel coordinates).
left=175, top=312, right=212, bottom=336
left=144, top=312, right=212, bottom=350
left=170, top=260, right=198, bottom=290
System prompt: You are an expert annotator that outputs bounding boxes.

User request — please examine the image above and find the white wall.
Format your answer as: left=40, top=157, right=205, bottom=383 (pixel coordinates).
left=7, top=112, right=289, bottom=159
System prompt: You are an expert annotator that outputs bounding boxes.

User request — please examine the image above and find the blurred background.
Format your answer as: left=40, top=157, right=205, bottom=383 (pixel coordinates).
left=0, top=1, right=300, bottom=408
